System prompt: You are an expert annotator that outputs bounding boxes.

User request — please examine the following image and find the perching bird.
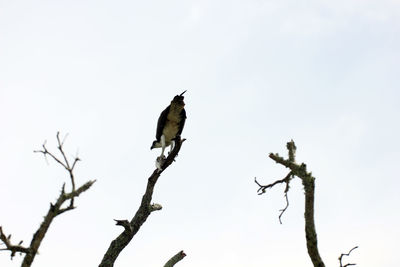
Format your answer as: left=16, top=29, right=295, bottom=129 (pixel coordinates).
left=151, top=91, right=187, bottom=161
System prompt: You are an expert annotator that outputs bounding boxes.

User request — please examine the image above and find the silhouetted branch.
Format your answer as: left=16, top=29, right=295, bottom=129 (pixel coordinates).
left=1, top=132, right=95, bottom=267
left=256, top=140, right=325, bottom=267
left=99, top=137, right=185, bottom=267
left=114, top=220, right=132, bottom=233
left=255, top=171, right=293, bottom=195
left=163, top=250, right=186, bottom=267
left=34, top=132, right=80, bottom=204
left=255, top=171, right=293, bottom=224
left=279, top=193, right=290, bottom=224
left=0, top=227, right=30, bottom=259
left=339, top=246, right=358, bottom=267
left=150, top=203, right=163, bottom=212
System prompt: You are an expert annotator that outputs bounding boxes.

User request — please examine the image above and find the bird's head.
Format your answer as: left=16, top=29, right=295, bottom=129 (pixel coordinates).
left=171, top=90, right=186, bottom=109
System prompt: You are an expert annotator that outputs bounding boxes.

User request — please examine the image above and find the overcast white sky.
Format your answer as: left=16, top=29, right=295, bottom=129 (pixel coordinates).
left=1, top=1, right=399, bottom=266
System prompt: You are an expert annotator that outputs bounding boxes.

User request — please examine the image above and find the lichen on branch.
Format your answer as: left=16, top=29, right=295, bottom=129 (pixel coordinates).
left=255, top=140, right=325, bottom=267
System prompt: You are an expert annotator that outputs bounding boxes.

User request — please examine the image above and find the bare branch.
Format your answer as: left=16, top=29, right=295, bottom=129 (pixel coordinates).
left=64, top=180, right=96, bottom=200
left=0, top=227, right=30, bottom=259
left=255, top=171, right=293, bottom=224
left=278, top=193, right=290, bottom=224
left=255, top=171, right=293, bottom=195
left=71, top=157, right=81, bottom=172
left=114, top=220, right=132, bottom=233
left=35, top=132, right=81, bottom=207
left=56, top=180, right=96, bottom=215
left=34, top=144, right=68, bottom=170
left=339, top=246, right=358, bottom=267
left=258, top=140, right=325, bottom=267
left=1, top=133, right=95, bottom=267
left=163, top=250, right=186, bottom=267
left=150, top=203, right=163, bottom=212
left=59, top=132, right=69, bottom=148
left=99, top=137, right=185, bottom=267
left=56, top=131, right=70, bottom=169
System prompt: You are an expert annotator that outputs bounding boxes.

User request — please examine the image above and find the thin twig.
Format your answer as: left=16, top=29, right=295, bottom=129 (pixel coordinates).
left=255, top=171, right=293, bottom=195
left=339, top=246, right=358, bottom=267
left=255, top=171, right=293, bottom=224
left=34, top=145, right=67, bottom=170
left=278, top=193, right=290, bottom=224
left=35, top=132, right=79, bottom=206
left=0, top=227, right=30, bottom=259
left=56, top=131, right=70, bottom=169
left=1, top=132, right=95, bottom=267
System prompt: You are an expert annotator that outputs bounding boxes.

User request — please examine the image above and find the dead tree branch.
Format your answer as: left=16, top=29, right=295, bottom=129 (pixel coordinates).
left=0, top=132, right=95, bottom=267
left=256, top=140, right=325, bottom=267
left=0, top=227, right=30, bottom=259
left=339, top=246, right=358, bottom=267
left=163, top=250, right=186, bottom=267
left=98, top=137, right=186, bottom=267
left=255, top=171, right=293, bottom=224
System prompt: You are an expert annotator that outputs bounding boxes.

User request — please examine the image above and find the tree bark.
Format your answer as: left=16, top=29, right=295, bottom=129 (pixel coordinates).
left=257, top=140, right=325, bottom=267
left=99, top=138, right=185, bottom=267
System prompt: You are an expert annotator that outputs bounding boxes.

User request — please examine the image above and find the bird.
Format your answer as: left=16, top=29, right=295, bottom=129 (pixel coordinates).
left=151, top=91, right=187, bottom=166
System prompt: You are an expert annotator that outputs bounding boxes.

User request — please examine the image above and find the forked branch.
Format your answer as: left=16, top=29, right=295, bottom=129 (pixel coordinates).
left=0, top=227, right=30, bottom=259
left=255, top=171, right=293, bottom=224
left=339, top=246, right=358, bottom=267
left=255, top=140, right=325, bottom=267
left=0, top=132, right=95, bottom=267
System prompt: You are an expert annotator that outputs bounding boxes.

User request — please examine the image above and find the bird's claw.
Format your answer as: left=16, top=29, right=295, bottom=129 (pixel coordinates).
left=156, top=155, right=166, bottom=171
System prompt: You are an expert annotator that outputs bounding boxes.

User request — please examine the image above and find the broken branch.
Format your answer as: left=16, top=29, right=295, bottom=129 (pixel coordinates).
left=163, top=250, right=186, bottom=267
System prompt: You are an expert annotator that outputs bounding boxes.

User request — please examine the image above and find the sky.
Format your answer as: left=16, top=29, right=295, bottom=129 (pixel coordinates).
left=1, top=0, right=399, bottom=266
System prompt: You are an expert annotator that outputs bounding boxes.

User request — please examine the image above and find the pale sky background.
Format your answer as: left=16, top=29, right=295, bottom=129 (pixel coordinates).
left=1, top=1, right=399, bottom=267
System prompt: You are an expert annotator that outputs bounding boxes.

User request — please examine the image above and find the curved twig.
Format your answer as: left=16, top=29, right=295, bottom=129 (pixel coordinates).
left=339, top=246, right=358, bottom=267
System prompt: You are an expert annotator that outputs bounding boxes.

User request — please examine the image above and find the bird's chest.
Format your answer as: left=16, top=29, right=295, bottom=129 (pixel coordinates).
left=163, top=112, right=182, bottom=141
left=163, top=121, right=179, bottom=141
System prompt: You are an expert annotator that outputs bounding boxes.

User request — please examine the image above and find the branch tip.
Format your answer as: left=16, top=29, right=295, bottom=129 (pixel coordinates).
left=339, top=246, right=358, bottom=267
left=0, top=226, right=30, bottom=259
left=114, top=219, right=132, bottom=232
left=163, top=250, right=187, bottom=267
left=2, top=133, right=95, bottom=266
left=150, top=203, right=163, bottom=212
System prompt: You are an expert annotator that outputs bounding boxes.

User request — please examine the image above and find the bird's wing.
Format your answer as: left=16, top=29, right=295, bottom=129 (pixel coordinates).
left=177, top=109, right=186, bottom=136
left=156, top=106, right=170, bottom=141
